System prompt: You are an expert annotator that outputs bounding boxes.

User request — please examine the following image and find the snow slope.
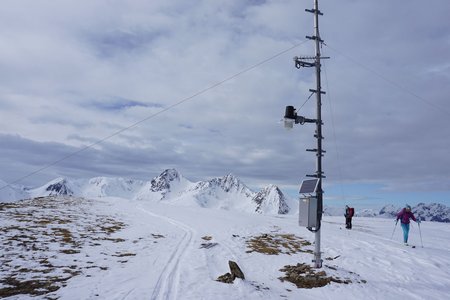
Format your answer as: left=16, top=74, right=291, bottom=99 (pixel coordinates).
left=1, top=195, right=449, bottom=299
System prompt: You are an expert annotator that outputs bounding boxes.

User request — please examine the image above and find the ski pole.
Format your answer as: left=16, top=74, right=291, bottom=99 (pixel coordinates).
left=418, top=221, right=424, bottom=248
left=390, top=219, right=398, bottom=240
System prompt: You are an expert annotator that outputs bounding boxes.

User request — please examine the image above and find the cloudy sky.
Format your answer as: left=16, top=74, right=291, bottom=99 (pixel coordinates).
left=1, top=0, right=449, bottom=207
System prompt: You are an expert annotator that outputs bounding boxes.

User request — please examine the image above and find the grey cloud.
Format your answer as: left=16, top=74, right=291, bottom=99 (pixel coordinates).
left=30, top=115, right=93, bottom=129
left=87, top=29, right=169, bottom=58
left=0, top=0, right=449, bottom=200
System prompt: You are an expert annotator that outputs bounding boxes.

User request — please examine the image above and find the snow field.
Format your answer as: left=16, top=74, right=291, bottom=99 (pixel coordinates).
left=1, top=196, right=449, bottom=299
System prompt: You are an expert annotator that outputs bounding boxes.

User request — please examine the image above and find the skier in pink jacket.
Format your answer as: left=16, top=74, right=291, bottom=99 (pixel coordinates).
left=396, top=205, right=420, bottom=245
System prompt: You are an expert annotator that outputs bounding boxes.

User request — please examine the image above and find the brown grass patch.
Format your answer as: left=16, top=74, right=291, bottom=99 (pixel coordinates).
left=279, top=263, right=366, bottom=289
left=0, top=196, right=131, bottom=298
left=0, top=277, right=63, bottom=297
left=246, top=233, right=312, bottom=255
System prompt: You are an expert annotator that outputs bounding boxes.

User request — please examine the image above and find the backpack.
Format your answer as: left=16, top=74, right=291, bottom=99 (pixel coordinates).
left=348, top=207, right=355, bottom=217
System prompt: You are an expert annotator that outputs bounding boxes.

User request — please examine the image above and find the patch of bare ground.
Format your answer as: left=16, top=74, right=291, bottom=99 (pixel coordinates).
left=0, top=196, right=129, bottom=298
left=246, top=233, right=313, bottom=255
left=279, top=263, right=366, bottom=289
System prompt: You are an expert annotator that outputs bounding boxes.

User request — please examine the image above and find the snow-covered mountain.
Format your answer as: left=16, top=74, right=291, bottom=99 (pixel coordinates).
left=135, top=169, right=193, bottom=202
left=3, top=170, right=449, bottom=221
left=324, top=203, right=450, bottom=223
left=84, top=177, right=145, bottom=199
left=185, top=174, right=256, bottom=210
left=378, top=204, right=399, bottom=218
left=29, top=177, right=78, bottom=198
left=27, top=177, right=145, bottom=199
left=0, top=169, right=291, bottom=215
left=356, top=208, right=379, bottom=218
left=0, top=180, right=28, bottom=203
left=323, top=206, right=344, bottom=217
left=404, top=203, right=449, bottom=223
left=375, top=203, right=450, bottom=222
left=253, top=185, right=290, bottom=214
left=134, top=170, right=291, bottom=215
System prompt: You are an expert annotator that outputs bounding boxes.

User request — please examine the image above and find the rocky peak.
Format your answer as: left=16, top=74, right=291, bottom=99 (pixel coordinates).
left=253, top=184, right=290, bottom=214
left=379, top=204, right=400, bottom=218
left=253, top=185, right=276, bottom=205
left=150, top=169, right=181, bottom=193
left=413, top=203, right=450, bottom=223
left=192, top=173, right=253, bottom=196
left=219, top=174, right=243, bottom=192
left=218, top=174, right=254, bottom=197
left=45, top=178, right=73, bottom=196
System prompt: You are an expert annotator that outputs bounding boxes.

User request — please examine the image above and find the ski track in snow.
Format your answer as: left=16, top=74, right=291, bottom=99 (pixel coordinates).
left=138, top=206, right=195, bottom=300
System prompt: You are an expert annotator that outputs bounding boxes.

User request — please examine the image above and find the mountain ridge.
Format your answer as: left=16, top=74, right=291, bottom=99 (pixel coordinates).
left=323, top=203, right=450, bottom=223
left=2, top=171, right=449, bottom=222
left=0, top=169, right=291, bottom=215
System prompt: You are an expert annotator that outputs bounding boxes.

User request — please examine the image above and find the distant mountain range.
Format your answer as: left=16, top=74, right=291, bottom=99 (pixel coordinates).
left=1, top=169, right=449, bottom=222
left=0, top=169, right=294, bottom=215
left=324, top=203, right=450, bottom=223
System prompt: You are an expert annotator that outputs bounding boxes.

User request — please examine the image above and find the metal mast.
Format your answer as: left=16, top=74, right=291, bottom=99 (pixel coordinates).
left=311, top=0, right=324, bottom=269
left=290, top=0, right=327, bottom=268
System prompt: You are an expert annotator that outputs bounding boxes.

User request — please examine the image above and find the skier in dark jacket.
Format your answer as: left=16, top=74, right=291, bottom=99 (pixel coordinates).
left=396, top=205, right=420, bottom=245
left=344, top=205, right=354, bottom=229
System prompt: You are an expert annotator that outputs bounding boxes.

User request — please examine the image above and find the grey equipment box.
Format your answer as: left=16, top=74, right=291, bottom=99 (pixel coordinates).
left=299, top=197, right=318, bottom=228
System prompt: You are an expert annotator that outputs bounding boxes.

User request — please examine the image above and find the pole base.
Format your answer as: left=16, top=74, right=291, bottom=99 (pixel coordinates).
left=312, top=258, right=323, bottom=268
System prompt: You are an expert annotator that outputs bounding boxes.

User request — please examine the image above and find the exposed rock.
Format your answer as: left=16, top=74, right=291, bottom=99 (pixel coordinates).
left=216, top=260, right=245, bottom=284
left=216, top=273, right=234, bottom=284
left=229, top=260, right=245, bottom=280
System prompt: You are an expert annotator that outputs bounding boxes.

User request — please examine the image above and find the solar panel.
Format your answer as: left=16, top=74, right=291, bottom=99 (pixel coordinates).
left=299, top=179, right=319, bottom=194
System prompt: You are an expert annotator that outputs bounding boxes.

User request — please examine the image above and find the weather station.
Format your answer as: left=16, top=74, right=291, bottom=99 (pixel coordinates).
left=283, top=0, right=329, bottom=268
left=298, top=179, right=320, bottom=228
